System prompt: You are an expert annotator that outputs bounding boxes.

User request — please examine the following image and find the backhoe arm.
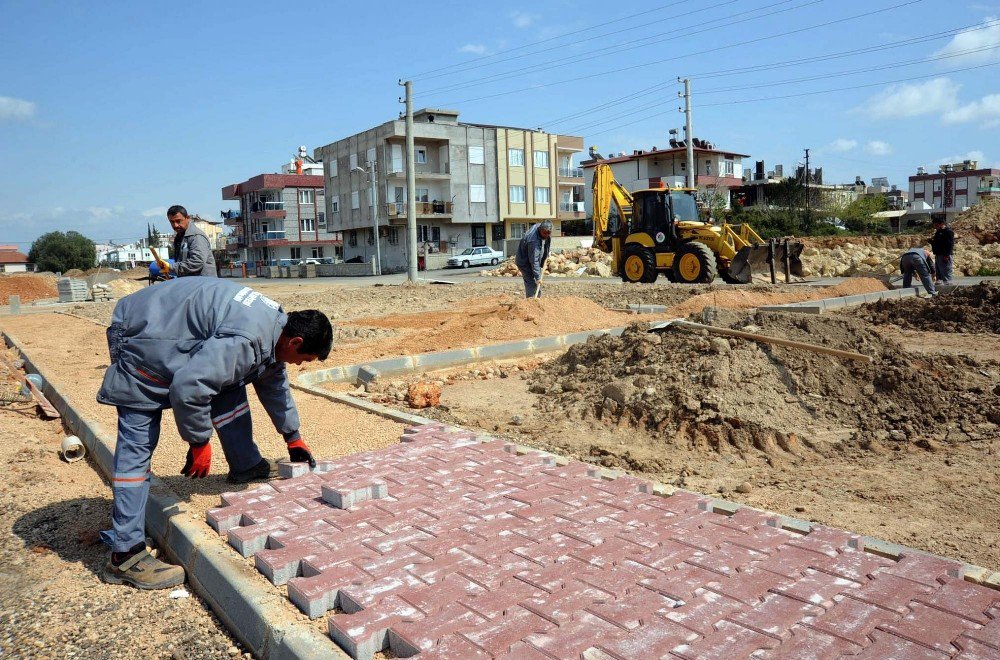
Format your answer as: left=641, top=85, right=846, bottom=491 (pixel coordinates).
left=592, top=162, right=633, bottom=252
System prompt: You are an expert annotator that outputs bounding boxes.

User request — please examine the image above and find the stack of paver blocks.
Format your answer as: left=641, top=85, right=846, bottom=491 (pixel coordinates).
left=207, top=425, right=1000, bottom=659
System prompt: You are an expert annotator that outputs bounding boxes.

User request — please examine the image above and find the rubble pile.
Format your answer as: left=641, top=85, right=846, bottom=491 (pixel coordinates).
left=529, top=313, right=1000, bottom=453
left=485, top=248, right=613, bottom=278
left=800, top=242, right=1000, bottom=277
left=952, top=196, right=1000, bottom=245
left=852, top=282, right=1000, bottom=334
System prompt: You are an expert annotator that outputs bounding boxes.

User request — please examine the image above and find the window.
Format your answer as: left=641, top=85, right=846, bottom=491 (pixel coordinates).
left=469, top=146, right=484, bottom=165
left=329, top=159, right=338, bottom=178
left=724, top=159, right=734, bottom=176
left=318, top=212, right=326, bottom=225
left=311, top=247, right=324, bottom=259
left=535, top=187, right=550, bottom=204
left=302, top=217, right=315, bottom=232
left=534, top=151, right=549, bottom=168
left=509, top=185, right=526, bottom=203
left=299, top=189, right=315, bottom=204
left=290, top=247, right=301, bottom=260
left=416, top=188, right=429, bottom=202
left=419, top=225, right=441, bottom=243
left=509, top=223, right=528, bottom=239
left=331, top=198, right=340, bottom=214
left=351, top=191, right=360, bottom=209
left=705, top=160, right=712, bottom=176
left=470, top=184, right=486, bottom=203
left=416, top=148, right=427, bottom=164
left=388, top=227, right=399, bottom=245
left=349, top=230, right=357, bottom=247
left=366, top=147, right=376, bottom=165
left=367, top=229, right=374, bottom=245
left=349, top=153, right=358, bottom=170
left=508, top=148, right=524, bottom=167
left=933, top=179, right=943, bottom=192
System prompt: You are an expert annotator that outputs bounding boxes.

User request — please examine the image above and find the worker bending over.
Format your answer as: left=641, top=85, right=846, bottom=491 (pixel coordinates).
left=158, top=204, right=217, bottom=277
left=515, top=220, right=552, bottom=298
left=899, top=247, right=937, bottom=296
left=96, top=277, right=333, bottom=589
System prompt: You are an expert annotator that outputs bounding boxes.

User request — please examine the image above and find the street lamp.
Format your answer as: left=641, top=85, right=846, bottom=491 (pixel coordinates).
left=352, top=163, right=381, bottom=275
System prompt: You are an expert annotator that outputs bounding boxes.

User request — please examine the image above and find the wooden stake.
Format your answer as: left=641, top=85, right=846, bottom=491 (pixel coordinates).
left=666, top=319, right=873, bottom=362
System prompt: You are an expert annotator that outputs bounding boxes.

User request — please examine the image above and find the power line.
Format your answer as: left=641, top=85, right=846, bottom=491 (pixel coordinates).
left=420, top=0, right=818, bottom=97
left=412, top=0, right=743, bottom=84
left=427, top=0, right=926, bottom=105
left=407, top=0, right=695, bottom=80
left=542, top=19, right=998, bottom=127
left=581, top=61, right=1000, bottom=138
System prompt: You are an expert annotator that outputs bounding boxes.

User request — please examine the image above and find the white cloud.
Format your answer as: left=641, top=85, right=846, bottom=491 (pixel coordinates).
left=934, top=17, right=1000, bottom=64
left=142, top=206, right=167, bottom=218
left=863, top=77, right=960, bottom=118
left=827, top=138, right=857, bottom=152
left=0, top=96, right=36, bottom=121
left=511, top=11, right=539, bottom=28
left=458, top=43, right=488, bottom=55
left=865, top=140, right=893, bottom=156
left=942, top=93, right=1000, bottom=127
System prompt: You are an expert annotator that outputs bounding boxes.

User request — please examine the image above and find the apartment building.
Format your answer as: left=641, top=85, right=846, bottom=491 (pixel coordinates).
left=581, top=140, right=747, bottom=213
left=908, top=160, right=1000, bottom=221
left=314, top=110, right=585, bottom=271
left=221, top=160, right=339, bottom=270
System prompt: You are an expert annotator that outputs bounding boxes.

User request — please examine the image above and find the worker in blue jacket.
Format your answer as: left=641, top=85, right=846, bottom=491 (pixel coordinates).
left=515, top=220, right=552, bottom=298
left=899, top=247, right=937, bottom=295
left=96, top=277, right=333, bottom=589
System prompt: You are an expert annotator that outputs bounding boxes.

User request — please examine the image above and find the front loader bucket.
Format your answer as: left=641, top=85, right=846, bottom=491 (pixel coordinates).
left=728, top=240, right=804, bottom=284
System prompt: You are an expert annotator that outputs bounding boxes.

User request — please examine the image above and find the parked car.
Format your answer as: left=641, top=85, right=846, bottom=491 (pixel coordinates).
left=446, top=246, right=504, bottom=268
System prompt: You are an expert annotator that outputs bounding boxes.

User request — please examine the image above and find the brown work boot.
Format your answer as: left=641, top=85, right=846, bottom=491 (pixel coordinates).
left=102, top=547, right=185, bottom=590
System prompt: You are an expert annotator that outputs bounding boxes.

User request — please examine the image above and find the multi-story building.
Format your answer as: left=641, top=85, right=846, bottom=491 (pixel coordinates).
left=315, top=109, right=584, bottom=271
left=908, top=160, right=1000, bottom=220
left=581, top=140, right=747, bottom=214
left=221, top=160, right=339, bottom=270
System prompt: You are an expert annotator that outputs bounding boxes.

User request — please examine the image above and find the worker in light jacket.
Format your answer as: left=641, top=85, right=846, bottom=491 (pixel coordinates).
left=96, top=277, right=332, bottom=589
left=159, top=205, right=217, bottom=277
left=899, top=247, right=937, bottom=295
left=515, top=220, right=552, bottom=298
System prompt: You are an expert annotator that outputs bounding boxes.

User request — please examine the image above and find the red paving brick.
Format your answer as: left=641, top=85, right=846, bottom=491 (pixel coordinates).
left=208, top=424, right=1000, bottom=659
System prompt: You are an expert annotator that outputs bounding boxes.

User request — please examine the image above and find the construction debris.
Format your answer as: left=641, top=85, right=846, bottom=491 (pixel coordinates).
left=801, top=242, right=1000, bottom=277
left=405, top=381, right=441, bottom=409
left=484, top=247, right=613, bottom=278
left=852, top=282, right=1000, bottom=333
left=952, top=195, right=1000, bottom=245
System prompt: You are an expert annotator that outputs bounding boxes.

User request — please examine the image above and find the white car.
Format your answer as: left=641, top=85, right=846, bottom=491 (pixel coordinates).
left=446, top=246, right=504, bottom=268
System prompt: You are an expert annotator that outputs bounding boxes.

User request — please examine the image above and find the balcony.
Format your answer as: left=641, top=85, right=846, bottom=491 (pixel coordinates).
left=979, top=183, right=1000, bottom=196
left=221, top=210, right=242, bottom=226
left=248, top=201, right=286, bottom=221
left=558, top=201, right=586, bottom=220
left=559, top=167, right=584, bottom=179
left=385, top=201, right=453, bottom=221
left=250, top=230, right=287, bottom=247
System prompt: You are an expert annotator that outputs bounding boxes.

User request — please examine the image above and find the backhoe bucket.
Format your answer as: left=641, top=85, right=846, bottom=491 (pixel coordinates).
left=727, top=240, right=804, bottom=284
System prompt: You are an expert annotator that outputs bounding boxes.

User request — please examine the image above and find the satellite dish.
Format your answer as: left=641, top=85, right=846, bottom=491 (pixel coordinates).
left=298, top=146, right=308, bottom=157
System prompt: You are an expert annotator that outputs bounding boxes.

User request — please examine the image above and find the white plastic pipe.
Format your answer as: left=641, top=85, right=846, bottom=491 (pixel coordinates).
left=61, top=435, right=86, bottom=463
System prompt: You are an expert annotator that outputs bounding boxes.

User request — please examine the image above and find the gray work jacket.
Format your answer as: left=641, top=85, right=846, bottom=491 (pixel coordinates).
left=515, top=224, right=551, bottom=280
left=901, top=247, right=934, bottom=271
left=97, top=278, right=298, bottom=444
left=172, top=222, right=217, bottom=277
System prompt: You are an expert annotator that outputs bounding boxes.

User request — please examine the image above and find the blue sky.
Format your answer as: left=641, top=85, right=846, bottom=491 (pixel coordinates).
left=2, top=0, right=998, bottom=247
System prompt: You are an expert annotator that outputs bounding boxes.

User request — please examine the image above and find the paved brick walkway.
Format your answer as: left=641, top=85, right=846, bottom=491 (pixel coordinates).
left=207, top=425, right=1000, bottom=659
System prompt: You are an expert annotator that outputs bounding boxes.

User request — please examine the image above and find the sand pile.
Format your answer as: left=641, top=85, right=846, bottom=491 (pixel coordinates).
left=529, top=313, right=1000, bottom=454
left=0, top=274, right=58, bottom=305
left=852, top=282, right=1000, bottom=334
left=105, top=278, right=145, bottom=297
left=952, top=197, right=1000, bottom=245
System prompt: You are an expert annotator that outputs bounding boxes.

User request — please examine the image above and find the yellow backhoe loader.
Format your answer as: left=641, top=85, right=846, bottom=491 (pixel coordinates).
left=591, top=161, right=803, bottom=284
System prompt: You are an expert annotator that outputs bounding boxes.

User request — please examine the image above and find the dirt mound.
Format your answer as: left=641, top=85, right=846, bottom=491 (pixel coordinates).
left=0, top=274, right=58, bottom=305
left=105, top=278, right=144, bottom=297
left=663, top=278, right=887, bottom=317
left=952, top=197, right=1000, bottom=245
left=530, top=313, right=1000, bottom=456
left=852, top=282, right=1000, bottom=334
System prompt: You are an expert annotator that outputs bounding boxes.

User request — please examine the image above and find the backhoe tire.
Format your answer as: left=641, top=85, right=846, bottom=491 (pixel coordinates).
left=621, top=247, right=658, bottom=284
left=672, top=241, right=717, bottom=284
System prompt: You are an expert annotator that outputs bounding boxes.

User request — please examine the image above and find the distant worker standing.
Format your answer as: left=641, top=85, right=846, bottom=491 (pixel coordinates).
left=899, top=247, right=937, bottom=295
left=515, top=220, right=552, bottom=298
left=930, top=216, right=955, bottom=285
left=96, top=277, right=332, bottom=589
left=159, top=205, right=217, bottom=277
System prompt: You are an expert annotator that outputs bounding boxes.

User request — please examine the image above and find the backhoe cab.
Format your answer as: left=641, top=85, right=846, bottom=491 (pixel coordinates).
left=591, top=162, right=802, bottom=284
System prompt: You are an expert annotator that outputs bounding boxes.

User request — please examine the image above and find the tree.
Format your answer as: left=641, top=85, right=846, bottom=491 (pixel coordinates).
left=28, top=231, right=97, bottom=273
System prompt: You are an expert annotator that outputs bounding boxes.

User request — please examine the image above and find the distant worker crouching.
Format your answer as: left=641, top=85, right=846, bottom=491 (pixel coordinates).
left=899, top=247, right=937, bottom=295
left=160, top=204, right=217, bottom=277
left=515, top=220, right=552, bottom=298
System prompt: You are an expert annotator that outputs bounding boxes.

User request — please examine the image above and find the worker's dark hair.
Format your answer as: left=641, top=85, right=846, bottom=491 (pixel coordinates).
left=284, top=310, right=333, bottom=360
left=167, top=205, right=189, bottom=218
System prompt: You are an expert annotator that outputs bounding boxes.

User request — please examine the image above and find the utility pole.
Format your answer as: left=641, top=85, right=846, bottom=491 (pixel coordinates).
left=399, top=79, right=418, bottom=282
left=804, top=147, right=811, bottom=227
left=368, top=160, right=381, bottom=276
left=678, top=78, right=695, bottom=189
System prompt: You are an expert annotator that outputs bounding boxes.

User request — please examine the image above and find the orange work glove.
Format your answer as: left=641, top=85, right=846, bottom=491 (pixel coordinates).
left=181, top=442, right=212, bottom=478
